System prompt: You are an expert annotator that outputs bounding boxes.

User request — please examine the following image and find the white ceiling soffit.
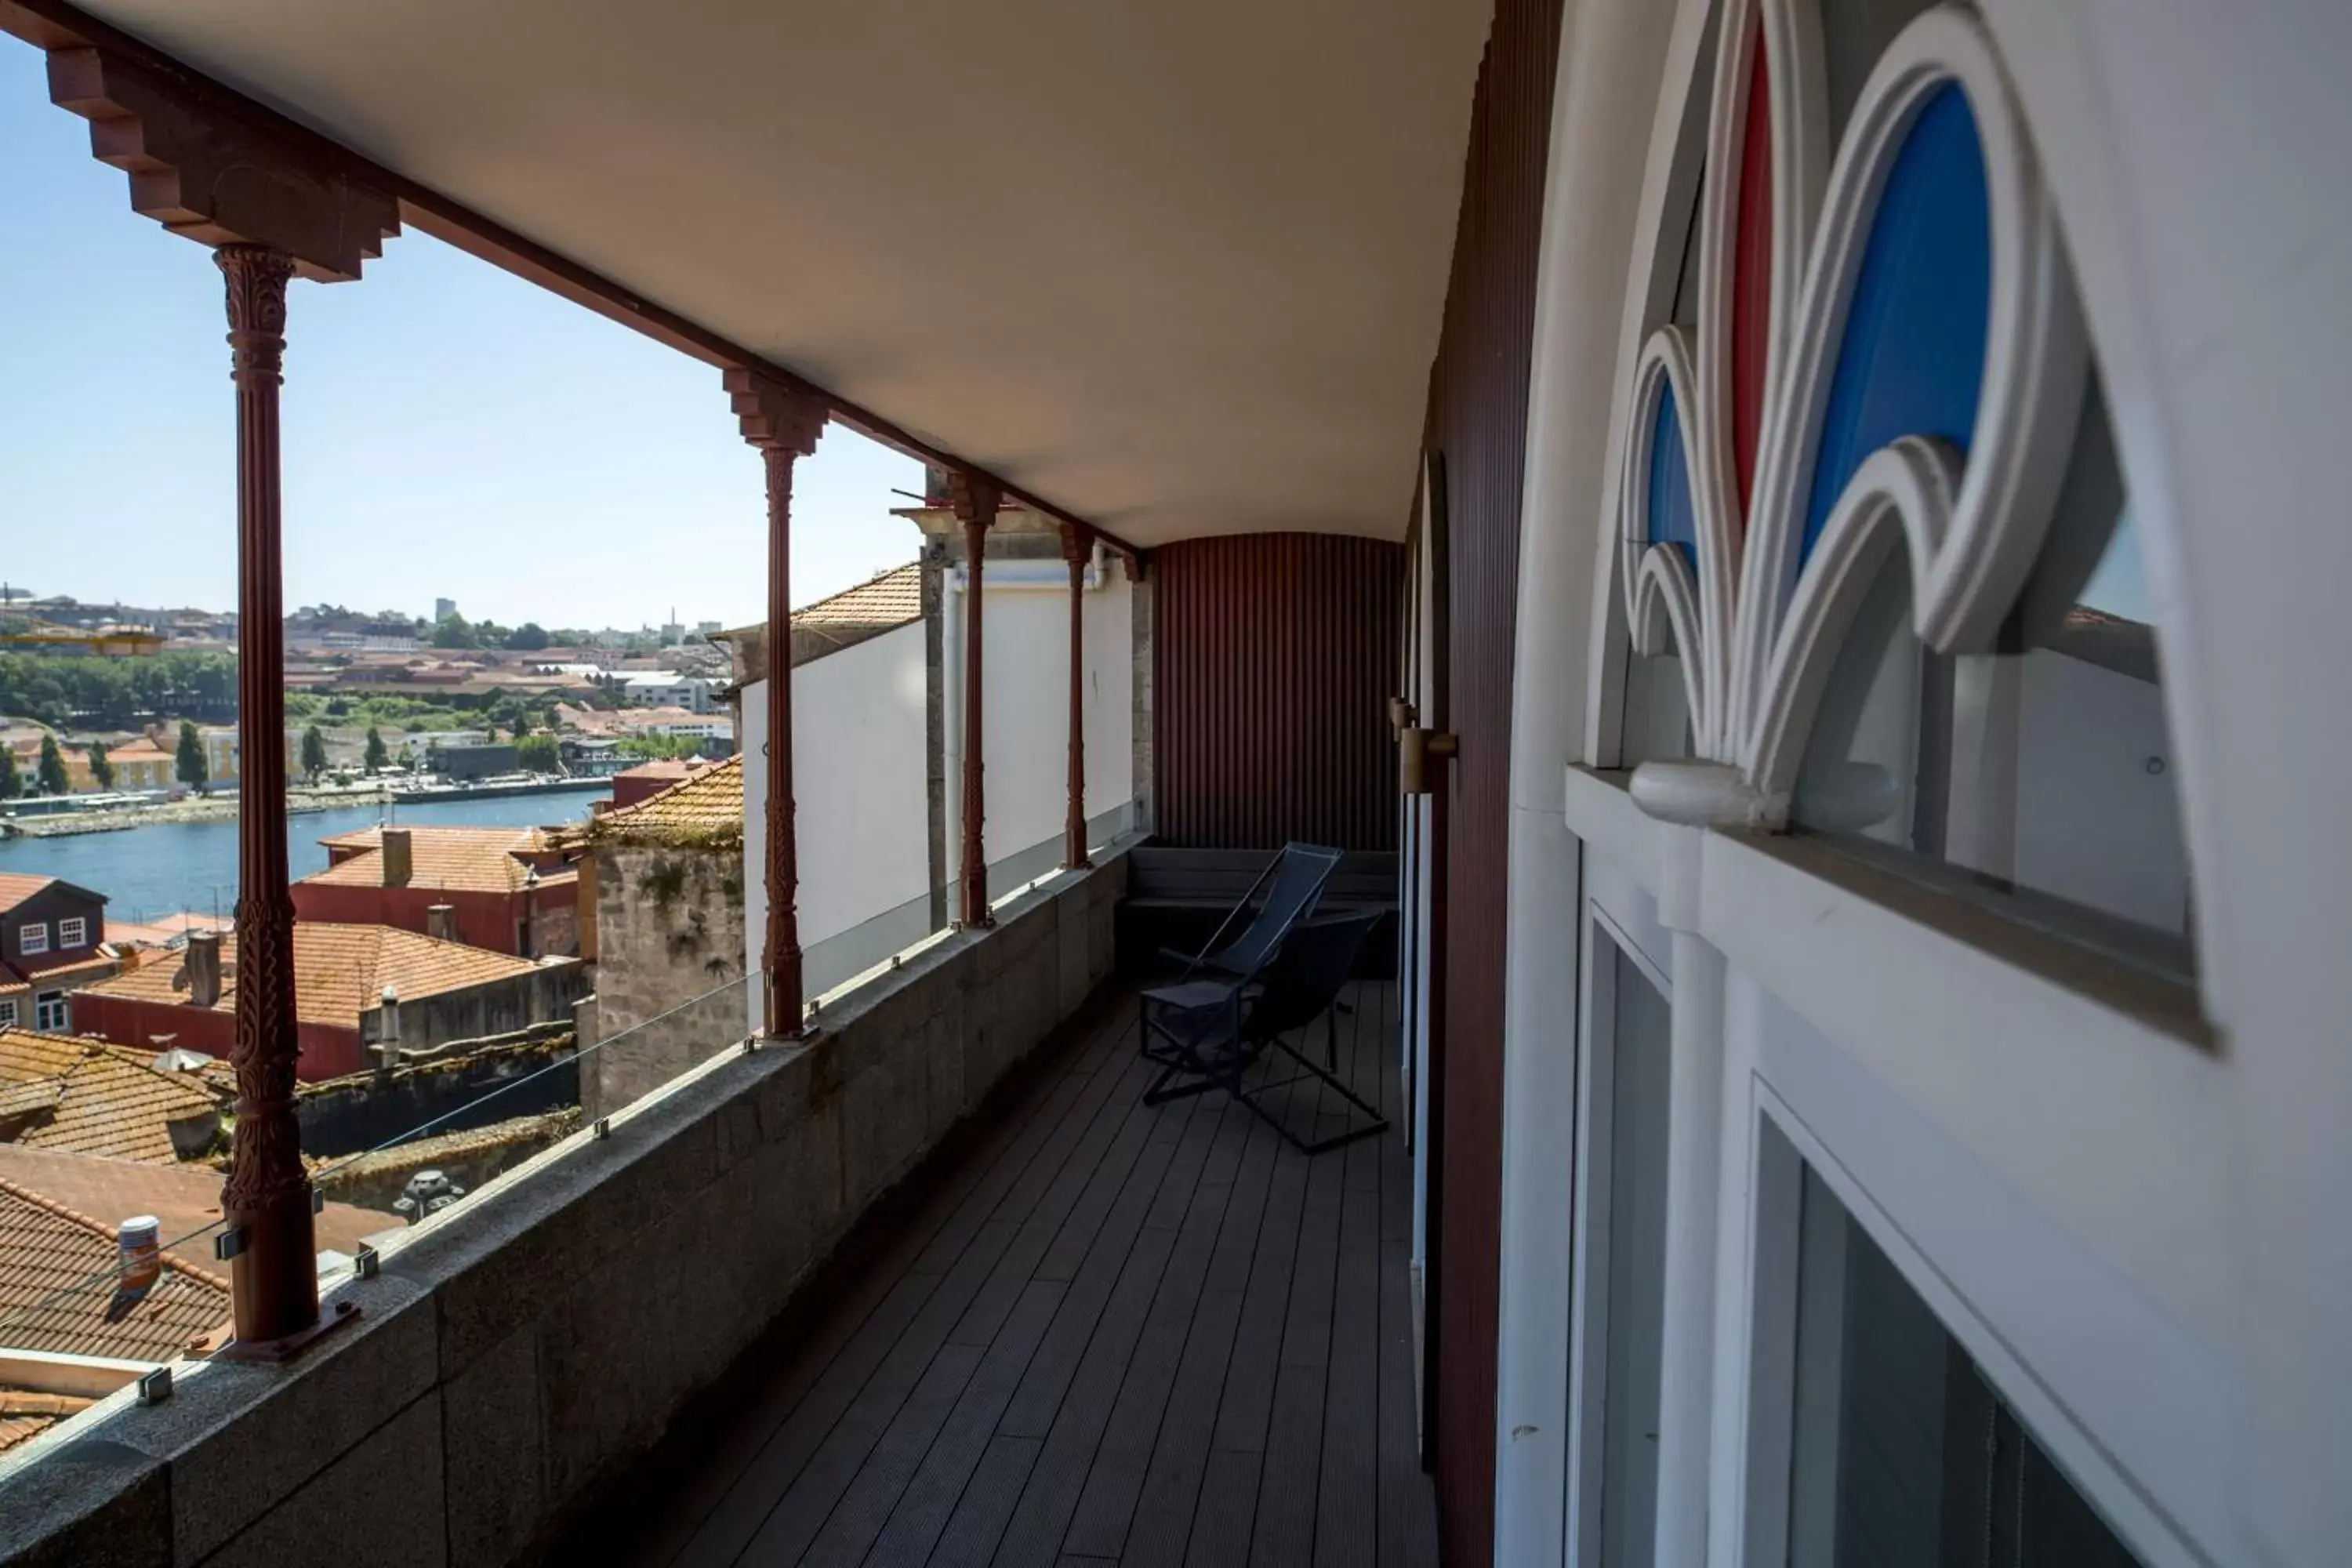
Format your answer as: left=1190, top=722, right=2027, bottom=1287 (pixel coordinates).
left=75, top=0, right=1492, bottom=548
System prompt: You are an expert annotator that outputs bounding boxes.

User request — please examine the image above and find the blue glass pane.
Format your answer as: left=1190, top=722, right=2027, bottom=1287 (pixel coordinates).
left=1648, top=382, right=1699, bottom=570
left=1798, top=84, right=1990, bottom=564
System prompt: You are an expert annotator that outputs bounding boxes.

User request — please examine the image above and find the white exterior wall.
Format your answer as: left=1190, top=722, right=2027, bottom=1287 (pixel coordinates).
left=942, top=557, right=1136, bottom=897
left=744, top=561, right=1133, bottom=1032
left=741, top=620, right=931, bottom=1028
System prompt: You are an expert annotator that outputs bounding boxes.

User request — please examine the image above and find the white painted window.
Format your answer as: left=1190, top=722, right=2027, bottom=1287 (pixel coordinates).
left=1788, top=377, right=2192, bottom=975
left=0, top=1000, right=15, bottom=1027
left=32, top=991, right=65, bottom=1033
left=1780, top=1149, right=2147, bottom=1565
left=56, top=916, right=86, bottom=949
left=17, top=923, right=47, bottom=957
left=1598, top=944, right=1671, bottom=1568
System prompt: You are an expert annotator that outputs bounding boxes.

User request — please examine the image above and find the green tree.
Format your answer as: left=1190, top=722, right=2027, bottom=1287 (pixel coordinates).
left=35, top=733, right=68, bottom=796
left=517, top=733, right=560, bottom=774
left=87, top=739, right=113, bottom=791
left=176, top=720, right=209, bottom=794
left=430, top=615, right=479, bottom=650
left=0, top=746, right=20, bottom=800
left=504, top=622, right=551, bottom=652
left=363, top=725, right=388, bottom=775
left=299, top=725, right=329, bottom=782
left=510, top=709, right=532, bottom=739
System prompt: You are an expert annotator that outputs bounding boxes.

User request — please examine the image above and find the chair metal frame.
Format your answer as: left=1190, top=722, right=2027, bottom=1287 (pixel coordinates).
left=1138, top=909, right=1388, bottom=1156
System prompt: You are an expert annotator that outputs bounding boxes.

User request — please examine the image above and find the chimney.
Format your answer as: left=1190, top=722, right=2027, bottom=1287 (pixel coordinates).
left=185, top=931, right=222, bottom=1010
left=426, top=904, right=458, bottom=942
left=373, top=984, right=401, bottom=1082
left=117, top=1215, right=161, bottom=1294
left=381, top=826, right=413, bottom=888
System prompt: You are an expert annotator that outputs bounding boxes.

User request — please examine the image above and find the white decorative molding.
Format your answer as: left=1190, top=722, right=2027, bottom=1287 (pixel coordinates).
left=1613, top=3, right=2089, bottom=826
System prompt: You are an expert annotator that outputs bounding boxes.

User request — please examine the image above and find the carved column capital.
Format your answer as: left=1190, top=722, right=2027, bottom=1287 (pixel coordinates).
left=218, top=244, right=292, bottom=386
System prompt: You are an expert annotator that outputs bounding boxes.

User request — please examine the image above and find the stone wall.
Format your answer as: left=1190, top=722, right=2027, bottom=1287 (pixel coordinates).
left=581, top=843, right=747, bottom=1120
left=0, top=847, right=1128, bottom=1568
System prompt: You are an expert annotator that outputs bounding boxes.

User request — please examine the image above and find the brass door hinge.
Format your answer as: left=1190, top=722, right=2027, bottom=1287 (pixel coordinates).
left=1399, top=727, right=1457, bottom=794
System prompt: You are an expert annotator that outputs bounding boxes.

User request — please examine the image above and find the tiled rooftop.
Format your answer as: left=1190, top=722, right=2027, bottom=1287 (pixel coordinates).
left=0, top=873, right=59, bottom=914
left=578, top=756, right=746, bottom=848
left=0, top=1175, right=230, bottom=1362
left=0, top=1030, right=221, bottom=1164
left=0, top=1144, right=387, bottom=1267
left=0, top=1391, right=95, bottom=1456
left=77, top=924, right=557, bottom=1029
left=792, top=562, right=923, bottom=630
left=0, top=952, right=120, bottom=998
left=304, top=826, right=571, bottom=895
left=104, top=914, right=224, bottom=950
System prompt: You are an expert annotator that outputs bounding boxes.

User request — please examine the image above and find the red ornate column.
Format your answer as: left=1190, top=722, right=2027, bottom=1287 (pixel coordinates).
left=218, top=245, right=315, bottom=1346
left=950, top=474, right=999, bottom=927
left=724, top=370, right=826, bottom=1037
left=1060, top=524, right=1093, bottom=871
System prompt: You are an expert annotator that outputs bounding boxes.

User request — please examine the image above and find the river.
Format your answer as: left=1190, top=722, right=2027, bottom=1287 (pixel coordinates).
left=0, top=793, right=601, bottom=928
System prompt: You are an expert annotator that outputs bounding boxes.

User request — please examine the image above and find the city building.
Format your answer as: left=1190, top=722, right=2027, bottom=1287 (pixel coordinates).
left=72, top=924, right=587, bottom=1081
left=96, top=735, right=174, bottom=792
left=434, top=597, right=456, bottom=622
left=0, top=7, right=2341, bottom=1568
left=617, top=670, right=716, bottom=713
left=292, top=825, right=579, bottom=957
left=0, top=875, right=116, bottom=1034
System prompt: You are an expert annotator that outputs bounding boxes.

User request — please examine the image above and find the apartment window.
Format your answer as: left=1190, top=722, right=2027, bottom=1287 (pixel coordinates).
left=17, top=923, right=48, bottom=957
left=0, top=1000, right=15, bottom=1027
left=33, top=992, right=66, bottom=1033
left=56, top=916, right=86, bottom=949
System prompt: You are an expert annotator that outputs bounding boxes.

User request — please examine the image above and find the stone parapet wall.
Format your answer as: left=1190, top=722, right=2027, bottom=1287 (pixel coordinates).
left=0, top=846, right=1129, bottom=1568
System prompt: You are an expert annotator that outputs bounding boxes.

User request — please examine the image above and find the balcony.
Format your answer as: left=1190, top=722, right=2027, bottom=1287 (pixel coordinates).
left=582, top=976, right=1428, bottom=1568
left=0, top=851, right=1426, bottom=1568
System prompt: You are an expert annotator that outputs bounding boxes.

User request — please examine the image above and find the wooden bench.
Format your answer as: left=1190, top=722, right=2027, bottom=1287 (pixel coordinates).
left=1117, top=843, right=1399, bottom=978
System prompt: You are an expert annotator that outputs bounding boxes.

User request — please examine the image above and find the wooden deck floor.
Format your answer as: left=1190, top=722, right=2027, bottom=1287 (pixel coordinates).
left=603, top=979, right=1436, bottom=1568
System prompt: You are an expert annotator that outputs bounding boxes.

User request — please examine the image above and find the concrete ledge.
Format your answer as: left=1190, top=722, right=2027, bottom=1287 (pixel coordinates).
left=0, top=845, right=1133, bottom=1568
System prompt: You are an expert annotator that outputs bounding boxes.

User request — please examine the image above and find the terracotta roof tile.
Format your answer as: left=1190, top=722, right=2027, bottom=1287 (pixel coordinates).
left=0, top=1030, right=223, bottom=1163
left=0, top=1176, right=230, bottom=1361
left=77, top=925, right=558, bottom=1031
left=0, top=1145, right=385, bottom=1267
left=302, top=826, right=568, bottom=895
left=0, top=953, right=120, bottom=998
left=0, top=875, right=54, bottom=915
left=0, top=1389, right=95, bottom=1454
left=791, top=562, right=923, bottom=629
left=573, top=757, right=744, bottom=848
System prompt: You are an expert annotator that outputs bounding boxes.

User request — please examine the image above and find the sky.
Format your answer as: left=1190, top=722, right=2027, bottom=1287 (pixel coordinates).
left=0, top=40, right=924, bottom=633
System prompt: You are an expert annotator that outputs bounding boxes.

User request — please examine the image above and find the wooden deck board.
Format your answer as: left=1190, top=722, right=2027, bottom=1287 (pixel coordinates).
left=608, top=980, right=1432, bottom=1568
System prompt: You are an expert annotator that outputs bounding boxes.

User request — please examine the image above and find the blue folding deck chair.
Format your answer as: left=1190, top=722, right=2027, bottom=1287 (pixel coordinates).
left=1138, top=909, right=1388, bottom=1156
left=1162, top=841, right=1344, bottom=981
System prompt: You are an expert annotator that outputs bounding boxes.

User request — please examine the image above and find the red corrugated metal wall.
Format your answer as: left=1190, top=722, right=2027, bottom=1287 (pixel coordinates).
left=1425, top=4, right=1562, bottom=1564
left=1153, top=532, right=1403, bottom=851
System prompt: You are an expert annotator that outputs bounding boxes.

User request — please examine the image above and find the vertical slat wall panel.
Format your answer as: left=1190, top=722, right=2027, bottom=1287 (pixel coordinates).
left=1153, top=532, right=1403, bottom=851
left=1423, top=4, right=1563, bottom=1566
